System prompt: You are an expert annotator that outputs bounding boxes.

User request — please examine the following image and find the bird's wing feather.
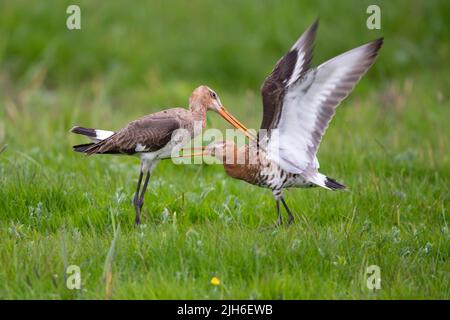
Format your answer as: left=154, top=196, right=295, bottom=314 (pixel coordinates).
left=259, top=20, right=318, bottom=133
left=266, top=38, right=383, bottom=174
left=86, top=116, right=181, bottom=155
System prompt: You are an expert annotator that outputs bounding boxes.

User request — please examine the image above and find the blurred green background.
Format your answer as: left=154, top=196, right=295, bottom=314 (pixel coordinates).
left=0, top=0, right=449, bottom=299
left=1, top=0, right=449, bottom=127
left=1, top=0, right=449, bottom=140
left=1, top=0, right=449, bottom=98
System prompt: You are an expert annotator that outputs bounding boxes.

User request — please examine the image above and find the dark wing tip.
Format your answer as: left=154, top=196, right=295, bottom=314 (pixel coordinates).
left=365, top=37, right=384, bottom=57
left=304, top=18, right=319, bottom=36
left=310, top=18, right=320, bottom=33
left=371, top=37, right=384, bottom=51
left=292, top=19, right=319, bottom=51
left=361, top=37, right=384, bottom=65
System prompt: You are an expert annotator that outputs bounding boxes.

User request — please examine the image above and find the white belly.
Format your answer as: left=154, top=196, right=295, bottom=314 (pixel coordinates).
left=139, top=128, right=193, bottom=163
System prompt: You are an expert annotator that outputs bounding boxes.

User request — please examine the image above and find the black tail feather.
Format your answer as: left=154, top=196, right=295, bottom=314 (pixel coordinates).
left=70, top=126, right=96, bottom=137
left=325, top=177, right=346, bottom=190
left=73, top=143, right=95, bottom=153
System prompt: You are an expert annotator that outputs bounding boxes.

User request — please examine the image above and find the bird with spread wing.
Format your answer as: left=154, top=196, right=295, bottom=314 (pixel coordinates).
left=186, top=21, right=383, bottom=225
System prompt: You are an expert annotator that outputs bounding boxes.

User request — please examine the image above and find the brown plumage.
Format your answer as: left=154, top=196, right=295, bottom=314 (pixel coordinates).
left=83, top=110, right=193, bottom=155
left=71, top=85, right=252, bottom=225
left=209, top=143, right=261, bottom=186
left=201, top=141, right=317, bottom=225
left=189, top=21, right=382, bottom=225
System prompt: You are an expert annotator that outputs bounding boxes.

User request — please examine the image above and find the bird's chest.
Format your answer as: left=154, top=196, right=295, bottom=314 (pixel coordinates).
left=256, top=158, right=287, bottom=190
left=256, top=158, right=311, bottom=190
left=154, top=127, right=197, bottom=159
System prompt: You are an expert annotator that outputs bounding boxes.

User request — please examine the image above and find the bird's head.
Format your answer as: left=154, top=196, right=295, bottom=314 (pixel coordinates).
left=189, top=85, right=223, bottom=113
left=189, top=85, right=255, bottom=141
left=205, top=140, right=238, bottom=163
left=177, top=140, right=252, bottom=166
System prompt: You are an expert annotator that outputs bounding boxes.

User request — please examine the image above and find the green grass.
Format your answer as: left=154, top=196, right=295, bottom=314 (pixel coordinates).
left=0, top=0, right=449, bottom=299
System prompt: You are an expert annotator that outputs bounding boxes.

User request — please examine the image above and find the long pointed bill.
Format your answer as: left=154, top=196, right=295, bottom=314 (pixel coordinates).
left=174, top=146, right=207, bottom=158
left=173, top=151, right=207, bottom=158
left=189, top=147, right=206, bottom=151
left=217, top=106, right=256, bottom=141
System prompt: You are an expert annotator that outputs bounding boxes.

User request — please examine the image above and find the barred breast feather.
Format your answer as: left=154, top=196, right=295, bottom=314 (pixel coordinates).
left=222, top=144, right=314, bottom=192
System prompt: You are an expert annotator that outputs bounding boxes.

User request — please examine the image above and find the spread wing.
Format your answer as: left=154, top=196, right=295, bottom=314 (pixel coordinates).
left=259, top=20, right=318, bottom=136
left=85, top=115, right=181, bottom=155
left=265, top=38, right=383, bottom=174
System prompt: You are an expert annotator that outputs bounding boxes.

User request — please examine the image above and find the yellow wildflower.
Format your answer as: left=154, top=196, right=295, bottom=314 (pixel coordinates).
left=210, top=276, right=221, bottom=286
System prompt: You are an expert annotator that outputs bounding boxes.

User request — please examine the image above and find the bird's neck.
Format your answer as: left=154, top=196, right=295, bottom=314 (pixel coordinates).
left=189, top=104, right=207, bottom=128
left=222, top=145, right=259, bottom=183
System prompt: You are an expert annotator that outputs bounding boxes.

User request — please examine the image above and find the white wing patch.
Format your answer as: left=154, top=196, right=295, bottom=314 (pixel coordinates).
left=285, top=51, right=305, bottom=87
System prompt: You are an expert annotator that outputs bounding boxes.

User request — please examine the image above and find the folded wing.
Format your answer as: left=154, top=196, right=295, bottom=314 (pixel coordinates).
left=84, top=116, right=181, bottom=155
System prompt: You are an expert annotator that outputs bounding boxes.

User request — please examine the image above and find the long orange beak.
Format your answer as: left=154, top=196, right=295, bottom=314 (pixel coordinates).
left=217, top=106, right=256, bottom=141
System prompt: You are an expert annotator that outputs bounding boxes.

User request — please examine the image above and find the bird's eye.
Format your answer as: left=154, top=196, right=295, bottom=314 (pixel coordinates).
left=210, top=91, right=217, bottom=99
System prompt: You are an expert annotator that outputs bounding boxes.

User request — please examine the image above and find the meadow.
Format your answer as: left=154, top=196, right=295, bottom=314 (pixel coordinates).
left=0, top=0, right=449, bottom=299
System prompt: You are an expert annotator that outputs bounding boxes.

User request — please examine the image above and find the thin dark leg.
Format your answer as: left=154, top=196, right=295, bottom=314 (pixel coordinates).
left=133, top=171, right=144, bottom=225
left=138, top=172, right=151, bottom=208
left=275, top=199, right=283, bottom=227
left=281, top=196, right=294, bottom=225
left=135, top=171, right=151, bottom=226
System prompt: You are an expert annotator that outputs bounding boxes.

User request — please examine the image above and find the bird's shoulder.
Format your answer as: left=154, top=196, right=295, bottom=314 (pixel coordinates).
left=97, top=108, right=187, bottom=153
left=126, top=107, right=188, bottom=129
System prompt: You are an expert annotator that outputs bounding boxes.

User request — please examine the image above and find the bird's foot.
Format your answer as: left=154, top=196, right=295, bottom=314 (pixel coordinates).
left=134, top=216, right=141, bottom=226
left=287, top=214, right=295, bottom=225
left=275, top=217, right=283, bottom=228
left=133, top=198, right=143, bottom=226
